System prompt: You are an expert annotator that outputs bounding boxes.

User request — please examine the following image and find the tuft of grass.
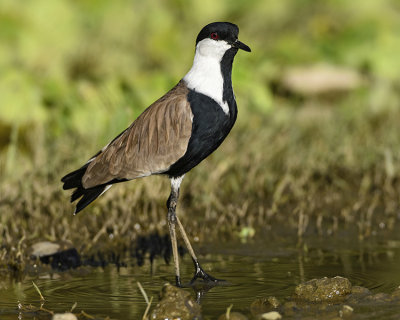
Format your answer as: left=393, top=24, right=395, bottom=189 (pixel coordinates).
left=1, top=99, right=400, bottom=272
left=1, top=0, right=400, bottom=274
left=225, top=304, right=233, bottom=319
left=32, top=281, right=45, bottom=301
left=137, top=282, right=153, bottom=320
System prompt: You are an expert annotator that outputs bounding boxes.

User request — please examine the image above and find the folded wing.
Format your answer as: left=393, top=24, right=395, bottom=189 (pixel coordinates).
left=82, top=81, right=193, bottom=189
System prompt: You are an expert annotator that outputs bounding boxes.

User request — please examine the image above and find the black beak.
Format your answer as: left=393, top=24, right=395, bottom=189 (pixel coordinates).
left=233, top=39, right=251, bottom=52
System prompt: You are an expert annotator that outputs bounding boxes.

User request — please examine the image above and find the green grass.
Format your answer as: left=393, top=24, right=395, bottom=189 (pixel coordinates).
left=1, top=0, right=400, bottom=269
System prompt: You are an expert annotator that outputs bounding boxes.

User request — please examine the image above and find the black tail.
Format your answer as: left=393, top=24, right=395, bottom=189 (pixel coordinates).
left=61, top=163, right=107, bottom=214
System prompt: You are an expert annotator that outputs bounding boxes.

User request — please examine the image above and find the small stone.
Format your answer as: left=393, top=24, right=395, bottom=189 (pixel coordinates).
left=391, top=286, right=400, bottom=299
left=250, top=296, right=280, bottom=316
left=345, top=285, right=372, bottom=304
left=261, top=311, right=282, bottom=320
left=218, top=311, right=248, bottom=320
left=365, top=292, right=393, bottom=303
left=351, top=286, right=371, bottom=295
left=52, top=313, right=77, bottom=320
left=339, top=305, right=354, bottom=318
left=281, top=301, right=299, bottom=317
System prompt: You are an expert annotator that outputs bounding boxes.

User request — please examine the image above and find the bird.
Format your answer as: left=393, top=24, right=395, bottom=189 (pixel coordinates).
left=61, top=21, right=251, bottom=287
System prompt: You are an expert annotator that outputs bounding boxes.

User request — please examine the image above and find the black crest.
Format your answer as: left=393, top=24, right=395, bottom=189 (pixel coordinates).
left=196, top=22, right=239, bottom=45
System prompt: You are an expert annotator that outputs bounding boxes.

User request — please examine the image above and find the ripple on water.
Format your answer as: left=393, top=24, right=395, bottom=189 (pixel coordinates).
left=0, top=238, right=400, bottom=319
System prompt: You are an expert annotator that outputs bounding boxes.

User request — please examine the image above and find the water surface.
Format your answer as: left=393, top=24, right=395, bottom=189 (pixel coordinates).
left=1, top=231, right=400, bottom=319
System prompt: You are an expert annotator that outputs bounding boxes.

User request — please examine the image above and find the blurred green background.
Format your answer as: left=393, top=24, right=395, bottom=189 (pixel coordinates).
left=1, top=0, right=400, bottom=175
left=1, top=0, right=400, bottom=248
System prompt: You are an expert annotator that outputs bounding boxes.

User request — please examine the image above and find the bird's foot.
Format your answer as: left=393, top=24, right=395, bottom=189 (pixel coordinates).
left=189, top=260, right=225, bottom=286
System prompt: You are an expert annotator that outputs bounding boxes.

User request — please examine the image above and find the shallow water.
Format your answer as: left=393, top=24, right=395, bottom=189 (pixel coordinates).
left=1, top=230, right=400, bottom=319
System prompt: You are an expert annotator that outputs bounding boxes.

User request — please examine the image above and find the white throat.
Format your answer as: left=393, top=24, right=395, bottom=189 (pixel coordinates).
left=183, top=38, right=232, bottom=115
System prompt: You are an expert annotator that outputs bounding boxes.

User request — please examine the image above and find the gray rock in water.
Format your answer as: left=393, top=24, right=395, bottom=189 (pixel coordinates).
left=294, top=276, right=352, bottom=302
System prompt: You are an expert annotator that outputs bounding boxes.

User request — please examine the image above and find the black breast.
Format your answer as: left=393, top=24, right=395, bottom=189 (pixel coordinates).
left=166, top=89, right=237, bottom=177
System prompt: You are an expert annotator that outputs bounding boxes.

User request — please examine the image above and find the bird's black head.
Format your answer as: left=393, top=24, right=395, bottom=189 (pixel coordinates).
left=195, top=22, right=251, bottom=53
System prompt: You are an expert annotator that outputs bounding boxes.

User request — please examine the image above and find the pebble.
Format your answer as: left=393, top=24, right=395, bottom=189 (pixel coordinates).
left=52, top=313, right=77, bottom=320
left=339, top=304, right=354, bottom=317
left=261, top=311, right=282, bottom=320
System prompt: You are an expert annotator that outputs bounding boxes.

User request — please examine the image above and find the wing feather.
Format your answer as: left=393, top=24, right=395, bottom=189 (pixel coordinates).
left=82, top=81, right=192, bottom=188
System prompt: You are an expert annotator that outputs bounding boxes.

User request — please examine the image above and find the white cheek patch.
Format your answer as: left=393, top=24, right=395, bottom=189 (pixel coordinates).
left=197, top=38, right=231, bottom=57
left=183, top=39, right=231, bottom=115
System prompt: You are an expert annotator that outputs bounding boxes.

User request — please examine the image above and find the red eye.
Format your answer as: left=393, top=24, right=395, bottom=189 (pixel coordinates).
left=210, top=32, right=219, bottom=40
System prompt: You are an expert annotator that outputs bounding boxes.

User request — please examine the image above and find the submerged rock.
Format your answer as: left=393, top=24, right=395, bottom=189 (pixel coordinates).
left=294, top=276, right=352, bottom=302
left=350, top=285, right=371, bottom=296
left=281, top=301, right=299, bottom=317
left=150, top=283, right=201, bottom=320
left=279, top=277, right=400, bottom=318
left=345, top=285, right=371, bottom=304
left=250, top=296, right=280, bottom=316
left=391, top=286, right=400, bottom=299
left=364, top=292, right=393, bottom=303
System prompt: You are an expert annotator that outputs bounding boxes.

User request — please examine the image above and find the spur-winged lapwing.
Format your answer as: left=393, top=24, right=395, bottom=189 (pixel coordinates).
left=62, top=22, right=251, bottom=286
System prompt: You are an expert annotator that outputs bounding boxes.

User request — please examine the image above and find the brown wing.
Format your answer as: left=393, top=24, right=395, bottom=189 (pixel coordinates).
left=82, top=81, right=192, bottom=189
